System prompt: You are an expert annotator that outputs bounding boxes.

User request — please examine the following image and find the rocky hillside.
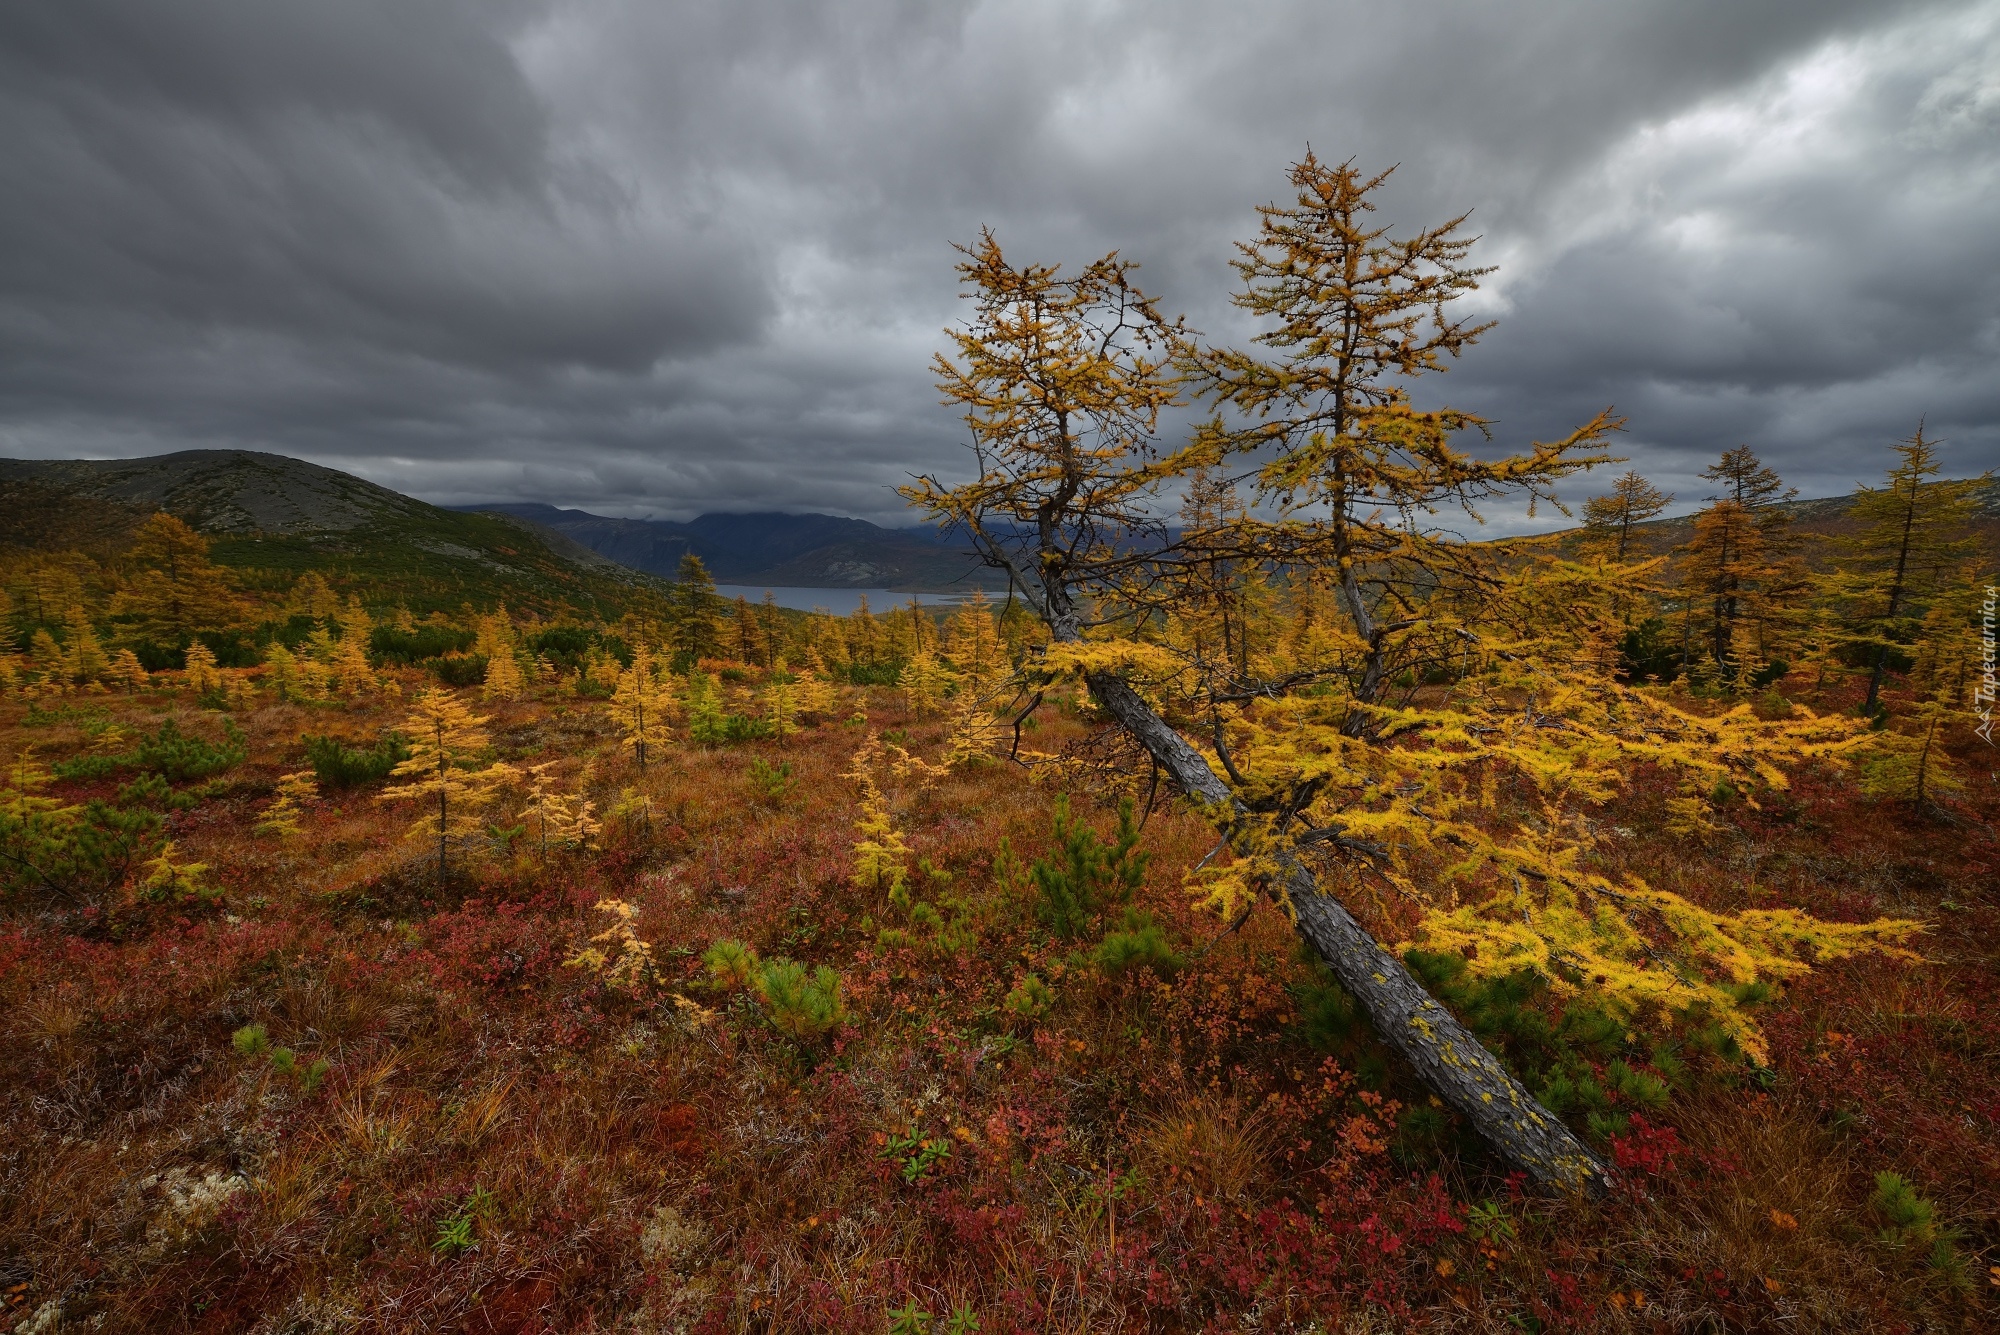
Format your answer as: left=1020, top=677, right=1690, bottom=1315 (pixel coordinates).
left=0, top=451, right=668, bottom=616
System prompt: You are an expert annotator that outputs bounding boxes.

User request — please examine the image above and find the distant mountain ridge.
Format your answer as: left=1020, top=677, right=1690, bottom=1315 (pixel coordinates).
left=456, top=502, right=1006, bottom=591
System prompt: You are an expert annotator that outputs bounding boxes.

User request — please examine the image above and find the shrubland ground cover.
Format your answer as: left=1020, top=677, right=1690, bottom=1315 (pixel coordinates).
left=0, top=579, right=1995, bottom=1333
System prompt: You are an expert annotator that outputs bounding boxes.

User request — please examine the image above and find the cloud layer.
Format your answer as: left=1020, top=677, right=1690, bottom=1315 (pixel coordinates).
left=1, top=0, right=1994, bottom=525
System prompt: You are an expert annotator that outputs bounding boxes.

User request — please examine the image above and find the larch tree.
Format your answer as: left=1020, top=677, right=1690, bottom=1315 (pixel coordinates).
left=732, top=595, right=763, bottom=664
left=285, top=570, right=341, bottom=622
left=1583, top=470, right=1675, bottom=560
left=908, top=161, right=1925, bottom=1194
left=110, top=514, right=241, bottom=650
left=1173, top=465, right=1259, bottom=682
left=1841, top=425, right=1990, bottom=714
left=759, top=591, right=786, bottom=668
left=611, top=645, right=677, bottom=771
left=908, top=220, right=1617, bottom=1190
left=379, top=687, right=516, bottom=885
left=58, top=606, right=109, bottom=685
left=476, top=606, right=526, bottom=700
left=668, top=554, right=723, bottom=664
left=1678, top=447, right=1802, bottom=684
left=944, top=592, right=1009, bottom=699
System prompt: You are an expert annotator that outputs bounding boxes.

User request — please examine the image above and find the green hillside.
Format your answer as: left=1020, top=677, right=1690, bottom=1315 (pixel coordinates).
left=0, top=451, right=670, bottom=619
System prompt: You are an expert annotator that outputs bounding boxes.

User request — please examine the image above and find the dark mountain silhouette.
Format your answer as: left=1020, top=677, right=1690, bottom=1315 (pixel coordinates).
left=458, top=503, right=1006, bottom=591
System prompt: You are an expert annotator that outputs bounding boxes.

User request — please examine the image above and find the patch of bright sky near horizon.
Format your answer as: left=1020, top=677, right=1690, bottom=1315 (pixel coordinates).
left=0, top=1, right=1993, bottom=533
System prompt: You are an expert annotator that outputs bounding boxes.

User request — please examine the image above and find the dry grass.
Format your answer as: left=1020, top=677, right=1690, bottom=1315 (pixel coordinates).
left=1, top=668, right=1994, bottom=1332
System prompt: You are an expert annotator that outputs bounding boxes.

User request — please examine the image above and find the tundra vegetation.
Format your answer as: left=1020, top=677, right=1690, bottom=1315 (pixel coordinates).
left=2, top=158, right=1997, bottom=1332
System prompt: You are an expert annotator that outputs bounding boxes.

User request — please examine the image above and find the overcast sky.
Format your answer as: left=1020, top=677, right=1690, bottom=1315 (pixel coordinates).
left=2, top=0, right=1995, bottom=528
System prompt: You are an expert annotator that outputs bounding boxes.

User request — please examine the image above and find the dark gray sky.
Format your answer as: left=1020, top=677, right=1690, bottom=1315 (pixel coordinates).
left=2, top=1, right=1995, bottom=528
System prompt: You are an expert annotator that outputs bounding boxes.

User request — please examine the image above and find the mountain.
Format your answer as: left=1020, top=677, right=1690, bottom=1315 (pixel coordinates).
left=0, top=450, right=669, bottom=616
left=459, top=503, right=1007, bottom=591
left=1561, top=476, right=2000, bottom=561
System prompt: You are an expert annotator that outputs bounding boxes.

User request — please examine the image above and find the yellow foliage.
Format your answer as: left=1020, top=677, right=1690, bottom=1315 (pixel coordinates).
left=1414, top=863, right=1923, bottom=1065
left=139, top=841, right=210, bottom=903
left=255, top=771, right=319, bottom=840
left=1040, top=639, right=1188, bottom=690
left=477, top=610, right=526, bottom=700
left=110, top=513, right=242, bottom=644
left=763, top=675, right=800, bottom=739
left=945, top=592, right=1009, bottom=697
left=520, top=760, right=601, bottom=858
left=941, top=694, right=1006, bottom=768
left=565, top=899, right=655, bottom=995
left=106, top=649, right=148, bottom=693
left=899, top=648, right=954, bottom=718
left=1858, top=703, right=1964, bottom=805
left=379, top=686, right=516, bottom=876
left=846, top=736, right=913, bottom=897
left=182, top=642, right=224, bottom=696
left=325, top=633, right=378, bottom=698
left=1166, top=550, right=1916, bottom=1058
left=610, top=646, right=677, bottom=768
left=793, top=663, right=839, bottom=721
left=57, top=608, right=108, bottom=684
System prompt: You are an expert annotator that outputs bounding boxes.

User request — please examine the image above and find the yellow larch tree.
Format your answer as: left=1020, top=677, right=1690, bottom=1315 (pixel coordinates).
left=285, top=571, right=341, bottom=622
left=520, top=760, right=602, bottom=862
left=1676, top=447, right=1804, bottom=688
left=941, top=693, right=1006, bottom=768
left=1839, top=425, right=1990, bottom=713
left=379, top=686, right=516, bottom=884
left=477, top=607, right=526, bottom=700
left=908, top=157, right=1927, bottom=1192
left=667, top=554, right=723, bottom=664
left=106, top=648, right=148, bottom=693
left=899, top=647, right=954, bottom=718
left=182, top=641, right=224, bottom=696
left=255, top=772, right=320, bottom=839
left=763, top=671, right=800, bottom=739
left=845, top=734, right=913, bottom=900
left=58, top=607, right=109, bottom=685
left=325, top=632, right=378, bottom=698
left=944, top=591, right=1009, bottom=699
left=1582, top=470, right=1674, bottom=561
left=793, top=655, right=840, bottom=722
left=110, top=513, right=241, bottom=650
left=610, top=645, right=677, bottom=769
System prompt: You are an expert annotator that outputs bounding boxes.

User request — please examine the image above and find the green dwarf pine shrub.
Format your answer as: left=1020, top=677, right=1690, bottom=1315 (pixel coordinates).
left=1002, top=974, right=1053, bottom=1025
left=131, top=717, right=247, bottom=782
left=702, top=938, right=759, bottom=991
left=1870, top=1172, right=1936, bottom=1246
left=303, top=732, right=410, bottom=788
left=747, top=757, right=794, bottom=803
left=1093, top=908, right=1182, bottom=977
left=1, top=760, right=163, bottom=903
left=755, top=958, right=847, bottom=1041
left=1031, top=796, right=1147, bottom=940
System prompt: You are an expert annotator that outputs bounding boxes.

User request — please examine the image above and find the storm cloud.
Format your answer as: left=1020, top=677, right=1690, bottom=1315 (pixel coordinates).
left=1, top=0, right=1994, bottom=526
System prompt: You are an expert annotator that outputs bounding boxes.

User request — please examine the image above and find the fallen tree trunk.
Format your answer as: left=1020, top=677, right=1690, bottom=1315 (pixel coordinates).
left=1081, top=667, right=1614, bottom=1195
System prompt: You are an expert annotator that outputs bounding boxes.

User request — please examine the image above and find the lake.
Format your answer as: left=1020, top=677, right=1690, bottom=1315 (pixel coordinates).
left=713, top=585, right=991, bottom=616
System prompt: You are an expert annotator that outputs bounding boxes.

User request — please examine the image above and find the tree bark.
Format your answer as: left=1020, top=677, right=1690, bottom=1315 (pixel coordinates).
left=1081, top=667, right=1615, bottom=1195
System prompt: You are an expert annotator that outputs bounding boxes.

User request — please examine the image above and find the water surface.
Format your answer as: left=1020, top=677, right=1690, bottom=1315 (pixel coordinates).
left=713, top=585, right=988, bottom=616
